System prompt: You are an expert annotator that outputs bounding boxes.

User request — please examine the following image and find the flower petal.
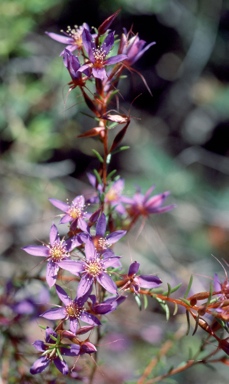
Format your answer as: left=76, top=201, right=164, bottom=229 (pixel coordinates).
left=145, top=192, right=170, bottom=209
left=45, top=32, right=74, bottom=45
left=49, top=224, right=59, bottom=244
left=105, top=54, right=127, bottom=65
left=103, top=255, right=122, bottom=269
left=93, top=302, right=114, bottom=315
left=80, top=311, right=101, bottom=326
left=49, top=198, right=69, bottom=212
left=106, top=230, right=126, bottom=244
left=22, top=245, right=49, bottom=257
left=65, top=236, right=81, bottom=252
left=97, top=272, right=117, bottom=294
left=58, top=260, right=84, bottom=275
left=69, top=318, right=79, bottom=333
left=30, top=356, right=50, bottom=374
left=102, top=31, right=115, bottom=53
left=138, top=275, right=162, bottom=289
left=92, top=67, right=107, bottom=80
left=77, top=275, right=93, bottom=298
left=85, top=239, right=97, bottom=261
left=80, top=341, right=97, bottom=354
left=33, top=340, right=46, bottom=352
left=82, top=29, right=93, bottom=56
left=53, top=357, right=69, bottom=375
left=60, top=214, right=73, bottom=224
left=78, top=217, right=88, bottom=232
left=46, top=261, right=59, bottom=287
left=72, top=195, right=85, bottom=206
left=96, top=213, right=107, bottom=237
left=45, top=327, right=57, bottom=342
left=133, top=41, right=156, bottom=64
left=62, top=344, right=80, bottom=356
left=55, top=284, right=71, bottom=305
left=128, top=261, right=140, bottom=276
left=143, top=185, right=156, bottom=202
left=40, top=307, right=66, bottom=320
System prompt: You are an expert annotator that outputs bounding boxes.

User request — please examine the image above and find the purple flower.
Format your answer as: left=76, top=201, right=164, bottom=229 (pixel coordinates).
left=87, top=174, right=126, bottom=214
left=214, top=273, right=229, bottom=300
left=62, top=49, right=88, bottom=89
left=79, top=340, right=97, bottom=354
left=49, top=195, right=88, bottom=231
left=58, top=239, right=120, bottom=298
left=87, top=212, right=126, bottom=254
left=79, top=29, right=127, bottom=80
left=45, top=23, right=90, bottom=54
left=122, top=261, right=162, bottom=293
left=23, top=224, right=80, bottom=287
left=40, top=285, right=100, bottom=333
left=30, top=327, right=80, bottom=375
left=122, top=185, right=175, bottom=218
left=90, top=294, right=126, bottom=315
left=105, top=179, right=126, bottom=214
left=119, top=31, right=156, bottom=66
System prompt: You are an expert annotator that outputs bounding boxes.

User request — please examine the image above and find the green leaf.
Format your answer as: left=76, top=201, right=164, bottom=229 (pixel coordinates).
left=143, top=294, right=148, bottom=310
left=107, top=169, right=117, bottom=180
left=173, top=303, right=178, bottom=316
left=162, top=282, right=182, bottom=296
left=156, top=297, right=170, bottom=320
left=134, top=294, right=142, bottom=310
left=92, top=149, right=104, bottom=163
left=184, top=275, right=193, bottom=298
left=56, top=348, right=63, bottom=361
left=186, top=310, right=191, bottom=335
left=206, top=282, right=213, bottom=306
left=179, top=298, right=190, bottom=306
left=93, top=169, right=102, bottom=185
left=112, top=146, right=130, bottom=155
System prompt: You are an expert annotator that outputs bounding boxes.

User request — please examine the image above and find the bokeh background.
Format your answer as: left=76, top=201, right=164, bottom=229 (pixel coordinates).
left=1, top=0, right=229, bottom=383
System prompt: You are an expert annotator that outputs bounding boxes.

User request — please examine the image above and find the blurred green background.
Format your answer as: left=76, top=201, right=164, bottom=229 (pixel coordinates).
left=1, top=0, right=229, bottom=383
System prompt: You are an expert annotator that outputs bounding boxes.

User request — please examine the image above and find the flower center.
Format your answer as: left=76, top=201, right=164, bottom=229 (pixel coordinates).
left=85, top=259, right=103, bottom=277
left=65, top=302, right=83, bottom=319
left=46, top=349, right=58, bottom=360
left=92, top=47, right=106, bottom=68
left=105, top=189, right=118, bottom=202
left=49, top=241, right=69, bottom=262
left=68, top=204, right=83, bottom=219
left=64, top=25, right=83, bottom=47
left=93, top=236, right=110, bottom=252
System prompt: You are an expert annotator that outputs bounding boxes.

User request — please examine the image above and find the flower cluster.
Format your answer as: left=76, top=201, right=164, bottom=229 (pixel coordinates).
left=23, top=188, right=165, bottom=374
left=20, top=10, right=177, bottom=377
left=19, top=9, right=229, bottom=382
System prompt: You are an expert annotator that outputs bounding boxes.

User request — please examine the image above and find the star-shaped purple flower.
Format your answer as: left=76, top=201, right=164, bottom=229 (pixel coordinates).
left=40, top=285, right=100, bottom=333
left=89, top=294, right=126, bottom=315
left=85, top=212, right=126, bottom=255
left=49, top=195, right=88, bottom=231
left=79, top=29, right=127, bottom=80
left=87, top=174, right=126, bottom=215
left=23, top=224, right=80, bottom=287
left=122, top=185, right=175, bottom=218
left=122, top=261, right=162, bottom=294
left=62, top=49, right=89, bottom=89
left=119, top=31, right=156, bottom=66
left=58, top=239, right=120, bottom=298
left=45, top=23, right=90, bottom=54
left=30, top=327, right=80, bottom=375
